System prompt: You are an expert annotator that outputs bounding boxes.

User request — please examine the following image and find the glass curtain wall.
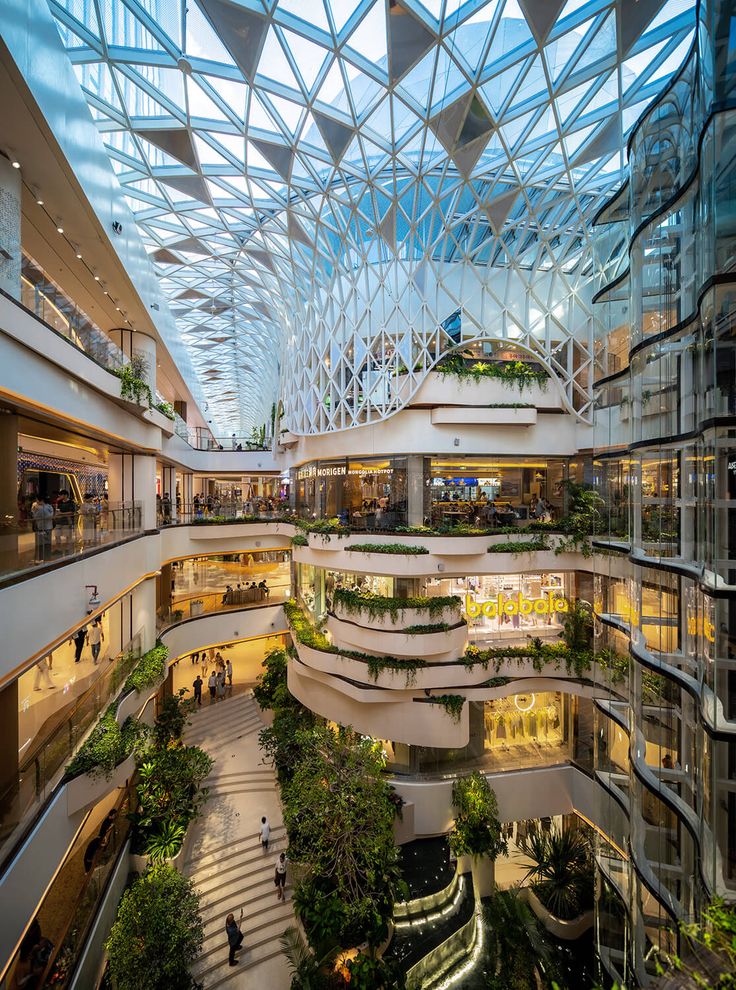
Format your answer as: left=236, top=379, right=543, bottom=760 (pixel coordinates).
left=591, top=2, right=736, bottom=982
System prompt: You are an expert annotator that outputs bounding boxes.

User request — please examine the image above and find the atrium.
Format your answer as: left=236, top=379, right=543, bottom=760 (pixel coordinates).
left=0, top=0, right=733, bottom=988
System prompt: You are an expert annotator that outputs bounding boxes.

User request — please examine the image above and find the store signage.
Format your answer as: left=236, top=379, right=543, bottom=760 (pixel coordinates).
left=687, top=613, right=716, bottom=643
left=297, top=464, right=347, bottom=480
left=464, top=592, right=569, bottom=619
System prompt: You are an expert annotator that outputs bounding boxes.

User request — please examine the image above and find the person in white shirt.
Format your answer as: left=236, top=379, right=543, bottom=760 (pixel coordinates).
left=259, top=816, right=270, bottom=852
left=88, top=619, right=104, bottom=664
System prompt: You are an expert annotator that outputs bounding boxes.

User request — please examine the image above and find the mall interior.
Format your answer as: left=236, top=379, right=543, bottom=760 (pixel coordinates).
left=0, top=1, right=733, bottom=988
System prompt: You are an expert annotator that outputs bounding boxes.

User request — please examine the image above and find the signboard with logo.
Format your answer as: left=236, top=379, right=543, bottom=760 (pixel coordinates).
left=464, top=592, right=568, bottom=619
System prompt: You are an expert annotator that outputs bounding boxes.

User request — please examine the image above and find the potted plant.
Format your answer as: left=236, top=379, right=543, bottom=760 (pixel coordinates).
left=522, top=826, right=594, bottom=928
left=106, top=863, right=204, bottom=990
left=448, top=771, right=507, bottom=897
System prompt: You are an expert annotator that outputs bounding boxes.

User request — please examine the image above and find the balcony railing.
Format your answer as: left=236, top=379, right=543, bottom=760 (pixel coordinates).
left=20, top=254, right=125, bottom=374
left=0, top=637, right=140, bottom=872
left=0, top=502, right=143, bottom=581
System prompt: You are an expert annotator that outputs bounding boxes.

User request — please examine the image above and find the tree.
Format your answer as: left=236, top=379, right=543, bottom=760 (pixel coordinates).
left=106, top=864, right=203, bottom=990
left=557, top=480, right=605, bottom=558
left=448, top=771, right=507, bottom=860
left=558, top=598, right=594, bottom=654
left=284, top=725, right=401, bottom=949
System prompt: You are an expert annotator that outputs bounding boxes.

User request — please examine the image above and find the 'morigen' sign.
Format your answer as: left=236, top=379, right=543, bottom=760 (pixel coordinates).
left=464, top=592, right=569, bottom=619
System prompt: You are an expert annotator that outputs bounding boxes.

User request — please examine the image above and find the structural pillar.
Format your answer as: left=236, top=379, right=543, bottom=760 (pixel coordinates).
left=407, top=455, right=428, bottom=527
left=108, top=452, right=157, bottom=530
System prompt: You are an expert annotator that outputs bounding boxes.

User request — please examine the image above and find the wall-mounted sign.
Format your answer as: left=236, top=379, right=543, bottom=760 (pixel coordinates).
left=687, top=612, right=716, bottom=644
left=464, top=592, right=568, bottom=619
left=297, top=464, right=347, bottom=480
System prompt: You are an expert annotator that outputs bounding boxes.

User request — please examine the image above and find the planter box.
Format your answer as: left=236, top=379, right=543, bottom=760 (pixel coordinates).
left=306, top=532, right=352, bottom=550
left=333, top=602, right=461, bottom=629
left=431, top=406, right=537, bottom=426
left=327, top=614, right=467, bottom=660
left=395, top=372, right=562, bottom=410
left=116, top=670, right=167, bottom=724
left=66, top=751, right=136, bottom=816
left=526, top=888, right=594, bottom=939
left=393, top=801, right=415, bottom=846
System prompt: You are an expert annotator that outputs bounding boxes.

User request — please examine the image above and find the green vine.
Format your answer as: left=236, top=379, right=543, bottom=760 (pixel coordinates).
left=113, top=355, right=153, bottom=407
left=291, top=533, right=309, bottom=546
left=154, top=400, right=175, bottom=420
left=403, top=622, right=451, bottom=634
left=333, top=588, right=460, bottom=622
left=343, top=543, right=429, bottom=555
left=436, top=352, right=549, bottom=393
left=427, top=694, right=465, bottom=723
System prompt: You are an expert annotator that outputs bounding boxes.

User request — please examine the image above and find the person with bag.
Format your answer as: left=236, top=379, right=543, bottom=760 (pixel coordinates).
left=225, top=910, right=244, bottom=966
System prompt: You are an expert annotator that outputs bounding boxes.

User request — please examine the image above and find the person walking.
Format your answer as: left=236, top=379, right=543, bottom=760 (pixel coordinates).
left=207, top=671, right=217, bottom=703
left=259, top=816, right=270, bottom=852
left=226, top=658, right=233, bottom=689
left=33, top=656, right=54, bottom=691
left=73, top=626, right=87, bottom=664
left=193, top=674, right=203, bottom=706
left=216, top=669, right=226, bottom=700
left=161, top=492, right=172, bottom=525
left=31, top=495, right=54, bottom=562
left=224, top=910, right=244, bottom=966
left=274, top=852, right=288, bottom=901
left=88, top=618, right=104, bottom=664
left=55, top=490, right=75, bottom=551
left=79, top=493, right=98, bottom=547
left=191, top=650, right=200, bottom=666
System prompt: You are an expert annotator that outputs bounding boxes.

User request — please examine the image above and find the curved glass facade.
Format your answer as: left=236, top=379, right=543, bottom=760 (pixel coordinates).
left=592, top=1, right=736, bottom=982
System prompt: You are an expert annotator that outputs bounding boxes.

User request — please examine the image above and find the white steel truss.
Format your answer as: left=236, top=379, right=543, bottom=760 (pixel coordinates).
left=48, top=0, right=695, bottom=434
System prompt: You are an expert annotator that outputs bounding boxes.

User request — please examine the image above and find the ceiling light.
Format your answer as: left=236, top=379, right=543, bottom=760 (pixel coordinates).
left=36, top=198, right=43, bottom=206
left=11, top=161, right=20, bottom=169
left=57, top=226, right=64, bottom=234
left=94, top=275, right=100, bottom=281
left=76, top=253, right=82, bottom=259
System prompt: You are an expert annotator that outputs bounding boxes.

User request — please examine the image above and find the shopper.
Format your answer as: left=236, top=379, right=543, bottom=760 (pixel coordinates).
left=193, top=674, right=203, bottom=706
left=79, top=493, right=98, bottom=546
left=73, top=626, right=87, bottom=663
left=226, top=658, right=233, bottom=688
left=208, top=671, right=217, bottom=703
left=225, top=910, right=244, bottom=966
left=88, top=618, right=104, bottom=664
left=274, top=852, right=287, bottom=900
left=216, top=669, right=226, bottom=700
left=31, top=495, right=54, bottom=562
left=161, top=492, right=172, bottom=524
left=259, top=816, right=270, bottom=852
left=33, top=656, right=54, bottom=691
left=56, top=490, right=75, bottom=550
left=191, top=650, right=200, bottom=666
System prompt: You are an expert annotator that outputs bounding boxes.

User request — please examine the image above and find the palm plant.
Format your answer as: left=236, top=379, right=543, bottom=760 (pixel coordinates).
left=145, top=819, right=186, bottom=862
left=279, top=926, right=341, bottom=990
left=523, top=827, right=593, bottom=920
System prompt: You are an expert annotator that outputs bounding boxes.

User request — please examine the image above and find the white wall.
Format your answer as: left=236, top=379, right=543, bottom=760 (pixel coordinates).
left=160, top=604, right=287, bottom=660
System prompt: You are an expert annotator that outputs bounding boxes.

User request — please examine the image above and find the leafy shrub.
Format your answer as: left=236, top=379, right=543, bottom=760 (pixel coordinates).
left=333, top=588, right=460, bottom=622
left=523, top=827, right=594, bottom=920
left=402, top=622, right=451, bottom=634
left=437, top=352, right=548, bottom=392
left=106, top=863, right=203, bottom=990
left=343, top=543, right=429, bottom=555
left=66, top=705, right=144, bottom=780
left=124, top=644, right=168, bottom=694
left=487, top=538, right=548, bottom=553
left=291, top=533, right=309, bottom=546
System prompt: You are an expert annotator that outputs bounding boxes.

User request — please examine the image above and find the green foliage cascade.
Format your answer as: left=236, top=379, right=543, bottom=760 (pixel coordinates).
left=448, top=771, right=507, bottom=859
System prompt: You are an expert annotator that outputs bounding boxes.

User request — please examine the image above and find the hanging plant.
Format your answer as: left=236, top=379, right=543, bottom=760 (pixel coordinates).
left=427, top=694, right=465, bottom=723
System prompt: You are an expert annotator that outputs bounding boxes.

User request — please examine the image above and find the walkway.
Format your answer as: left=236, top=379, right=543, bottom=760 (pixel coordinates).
left=182, top=692, right=293, bottom=989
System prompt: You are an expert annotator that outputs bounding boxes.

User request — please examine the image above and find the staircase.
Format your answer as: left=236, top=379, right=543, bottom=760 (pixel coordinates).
left=183, top=693, right=293, bottom=989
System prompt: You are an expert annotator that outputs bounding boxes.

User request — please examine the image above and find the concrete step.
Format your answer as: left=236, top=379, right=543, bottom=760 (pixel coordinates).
left=197, top=946, right=284, bottom=989
left=199, top=906, right=292, bottom=959
left=184, top=697, right=257, bottom=734
left=198, top=863, right=286, bottom=916
left=185, top=709, right=262, bottom=742
left=193, top=846, right=287, bottom=897
left=187, top=828, right=287, bottom=875
left=200, top=897, right=291, bottom=943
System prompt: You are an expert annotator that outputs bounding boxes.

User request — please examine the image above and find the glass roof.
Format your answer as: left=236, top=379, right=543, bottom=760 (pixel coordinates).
left=48, top=0, right=695, bottom=433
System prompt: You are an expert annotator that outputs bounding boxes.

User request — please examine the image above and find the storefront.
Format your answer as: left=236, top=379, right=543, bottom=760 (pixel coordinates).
left=427, top=457, right=567, bottom=527
left=423, top=571, right=573, bottom=643
left=295, top=562, right=397, bottom=619
left=292, top=455, right=570, bottom=529
left=384, top=692, right=590, bottom=775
